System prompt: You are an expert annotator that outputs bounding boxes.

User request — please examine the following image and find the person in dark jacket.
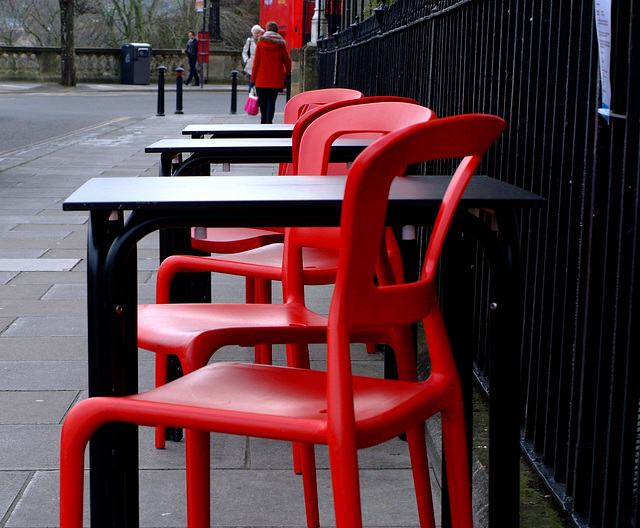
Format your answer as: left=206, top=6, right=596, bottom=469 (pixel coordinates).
left=182, top=30, right=200, bottom=86
left=251, top=21, right=291, bottom=124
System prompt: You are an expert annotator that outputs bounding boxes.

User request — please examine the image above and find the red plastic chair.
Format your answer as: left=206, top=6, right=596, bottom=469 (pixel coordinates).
left=149, top=100, right=435, bottom=398
left=187, top=95, right=422, bottom=298
left=282, top=87, right=363, bottom=124
left=188, top=88, right=364, bottom=258
left=188, top=96, right=413, bottom=254
left=288, top=95, right=420, bottom=175
left=140, top=227, right=405, bottom=528
left=60, top=113, right=507, bottom=528
left=140, top=101, right=436, bottom=525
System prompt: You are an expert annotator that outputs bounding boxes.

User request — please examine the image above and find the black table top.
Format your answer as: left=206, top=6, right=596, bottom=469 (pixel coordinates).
left=145, top=137, right=371, bottom=165
left=145, top=137, right=369, bottom=153
left=146, top=137, right=347, bottom=153
left=63, top=175, right=545, bottom=226
left=182, top=123, right=294, bottom=138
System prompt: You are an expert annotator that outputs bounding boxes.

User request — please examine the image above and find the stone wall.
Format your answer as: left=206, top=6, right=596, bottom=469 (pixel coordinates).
left=0, top=46, right=243, bottom=84
left=289, top=44, right=318, bottom=97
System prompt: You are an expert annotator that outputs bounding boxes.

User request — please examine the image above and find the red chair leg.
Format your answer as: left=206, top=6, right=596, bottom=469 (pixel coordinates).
left=254, top=278, right=273, bottom=364
left=328, top=440, right=363, bottom=528
left=299, top=442, right=320, bottom=528
left=286, top=343, right=311, bottom=370
left=185, top=429, right=211, bottom=528
left=291, top=441, right=302, bottom=475
left=257, top=343, right=272, bottom=364
left=60, top=400, right=105, bottom=528
left=286, top=343, right=311, bottom=475
left=245, top=277, right=272, bottom=365
left=60, top=424, right=89, bottom=528
left=406, top=425, right=437, bottom=528
left=245, top=276, right=255, bottom=304
left=440, top=403, right=473, bottom=528
left=244, top=277, right=265, bottom=363
left=154, top=355, right=169, bottom=449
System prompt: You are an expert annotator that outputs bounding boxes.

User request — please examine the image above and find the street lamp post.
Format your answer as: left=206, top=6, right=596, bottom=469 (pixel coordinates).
left=311, top=0, right=328, bottom=43
left=200, top=0, right=207, bottom=87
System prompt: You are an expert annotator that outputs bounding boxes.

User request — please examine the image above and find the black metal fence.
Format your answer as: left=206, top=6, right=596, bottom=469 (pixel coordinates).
left=317, top=1, right=639, bottom=527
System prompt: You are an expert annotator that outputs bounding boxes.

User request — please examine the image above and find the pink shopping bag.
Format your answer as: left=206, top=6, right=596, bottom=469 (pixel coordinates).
left=244, top=92, right=259, bottom=116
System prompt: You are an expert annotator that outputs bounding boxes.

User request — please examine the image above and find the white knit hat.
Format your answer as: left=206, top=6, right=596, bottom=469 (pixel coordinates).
left=251, top=25, right=263, bottom=33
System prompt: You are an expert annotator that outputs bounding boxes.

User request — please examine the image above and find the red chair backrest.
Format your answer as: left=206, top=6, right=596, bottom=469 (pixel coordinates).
left=283, top=88, right=363, bottom=124
left=296, top=101, right=436, bottom=176
left=313, top=115, right=505, bottom=488
left=329, top=114, right=507, bottom=332
left=282, top=102, right=437, bottom=301
left=290, top=96, right=422, bottom=174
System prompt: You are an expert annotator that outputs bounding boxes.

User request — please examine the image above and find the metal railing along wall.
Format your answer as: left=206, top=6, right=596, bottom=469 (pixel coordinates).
left=323, top=0, right=377, bottom=35
left=317, top=1, right=640, bottom=527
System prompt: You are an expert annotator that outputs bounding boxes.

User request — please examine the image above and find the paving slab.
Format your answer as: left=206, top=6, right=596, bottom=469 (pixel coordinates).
left=0, top=216, right=87, bottom=226
left=40, top=248, right=86, bottom=260
left=8, top=468, right=428, bottom=528
left=0, top=425, right=62, bottom=470
left=0, top=472, right=30, bottom=523
left=2, top=316, right=87, bottom=338
left=0, top=272, right=19, bottom=285
left=0, top=284, right=51, bottom=300
left=7, top=271, right=86, bottom=285
left=0, top=390, right=78, bottom=424
left=40, top=284, right=86, bottom=301
left=0, top=231, right=72, bottom=241
left=0, top=250, right=48, bottom=259
left=0, top=259, right=80, bottom=272
left=0, top=337, right=87, bottom=361
left=4, top=471, right=65, bottom=528
left=0, top=361, right=87, bottom=390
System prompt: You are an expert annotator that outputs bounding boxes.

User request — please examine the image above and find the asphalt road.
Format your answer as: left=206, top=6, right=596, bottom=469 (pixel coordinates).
left=0, top=87, right=243, bottom=154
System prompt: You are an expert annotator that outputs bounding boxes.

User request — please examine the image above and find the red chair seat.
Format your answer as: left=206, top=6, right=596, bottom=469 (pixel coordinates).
left=190, top=227, right=284, bottom=253
left=88, top=362, right=433, bottom=446
left=138, top=303, right=329, bottom=371
left=160, top=243, right=339, bottom=285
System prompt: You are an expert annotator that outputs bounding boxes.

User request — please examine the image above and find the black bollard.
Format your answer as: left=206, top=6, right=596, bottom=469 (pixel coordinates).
left=175, top=67, right=184, bottom=114
left=156, top=66, right=167, bottom=116
left=230, top=70, right=238, bottom=114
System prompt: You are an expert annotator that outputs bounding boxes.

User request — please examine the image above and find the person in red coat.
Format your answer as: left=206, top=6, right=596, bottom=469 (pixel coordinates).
left=251, top=21, right=292, bottom=124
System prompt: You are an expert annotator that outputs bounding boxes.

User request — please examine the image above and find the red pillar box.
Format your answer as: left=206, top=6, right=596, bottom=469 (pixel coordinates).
left=198, top=32, right=210, bottom=63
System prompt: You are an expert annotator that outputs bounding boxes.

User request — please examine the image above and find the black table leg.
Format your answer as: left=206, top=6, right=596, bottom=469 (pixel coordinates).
left=438, top=210, right=522, bottom=528
left=487, top=207, right=522, bottom=528
left=87, top=211, right=140, bottom=528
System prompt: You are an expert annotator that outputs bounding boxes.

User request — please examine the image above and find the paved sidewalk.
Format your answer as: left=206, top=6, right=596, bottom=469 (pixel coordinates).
left=0, top=85, right=442, bottom=527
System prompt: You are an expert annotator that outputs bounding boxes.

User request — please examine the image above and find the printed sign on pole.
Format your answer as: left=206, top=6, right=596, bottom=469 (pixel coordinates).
left=595, top=0, right=612, bottom=122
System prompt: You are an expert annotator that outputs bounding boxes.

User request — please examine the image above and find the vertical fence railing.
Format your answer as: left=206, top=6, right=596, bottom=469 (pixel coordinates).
left=317, top=1, right=639, bottom=527
left=324, top=0, right=375, bottom=34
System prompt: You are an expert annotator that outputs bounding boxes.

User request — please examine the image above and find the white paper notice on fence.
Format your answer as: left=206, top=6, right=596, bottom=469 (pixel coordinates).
left=595, top=0, right=612, bottom=123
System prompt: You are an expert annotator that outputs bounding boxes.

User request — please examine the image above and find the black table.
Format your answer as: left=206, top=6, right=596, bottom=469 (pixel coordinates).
left=63, top=175, right=544, bottom=528
left=182, top=123, right=294, bottom=139
left=145, top=137, right=371, bottom=176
